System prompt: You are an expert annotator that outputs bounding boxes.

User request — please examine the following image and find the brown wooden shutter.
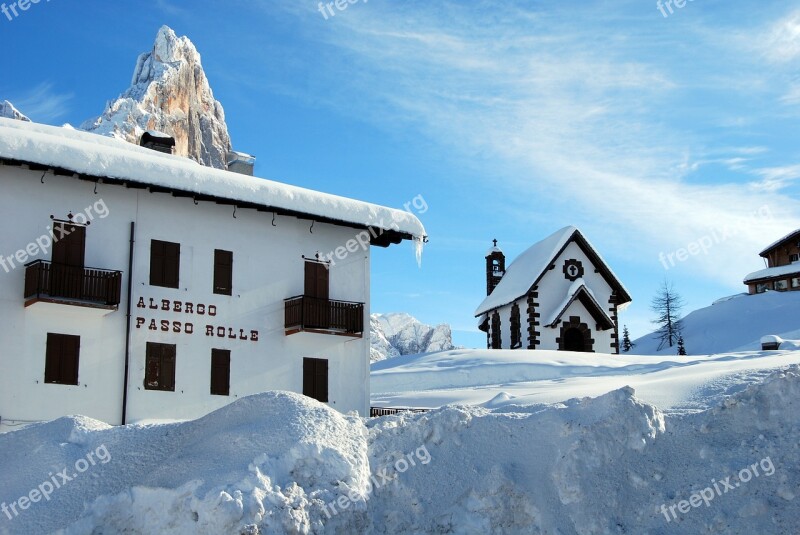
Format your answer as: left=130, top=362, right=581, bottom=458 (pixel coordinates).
left=145, top=342, right=176, bottom=391
left=63, top=335, right=80, bottom=384
left=150, top=240, right=180, bottom=288
left=214, top=250, right=233, bottom=296
left=316, top=263, right=329, bottom=300
left=45, top=333, right=80, bottom=385
left=162, top=345, right=176, bottom=391
left=150, top=241, right=165, bottom=286
left=145, top=344, right=159, bottom=389
left=44, top=333, right=60, bottom=383
left=163, top=242, right=180, bottom=289
left=210, top=349, right=231, bottom=396
left=303, top=358, right=328, bottom=403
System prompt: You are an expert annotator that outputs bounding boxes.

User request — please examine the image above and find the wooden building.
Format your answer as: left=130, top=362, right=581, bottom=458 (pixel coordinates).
left=476, top=227, right=631, bottom=353
left=744, top=229, right=800, bottom=294
left=0, top=118, right=425, bottom=427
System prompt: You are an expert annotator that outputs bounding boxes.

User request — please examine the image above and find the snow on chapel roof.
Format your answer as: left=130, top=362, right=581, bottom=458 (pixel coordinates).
left=475, top=226, right=631, bottom=316
left=0, top=118, right=426, bottom=242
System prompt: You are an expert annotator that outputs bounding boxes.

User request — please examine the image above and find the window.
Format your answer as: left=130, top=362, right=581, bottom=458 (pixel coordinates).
left=213, top=250, right=233, bottom=295
left=145, top=342, right=176, bottom=391
left=150, top=240, right=180, bottom=289
left=44, top=333, right=80, bottom=385
left=304, top=261, right=329, bottom=300
left=210, top=349, right=230, bottom=396
left=792, top=278, right=800, bottom=289
left=775, top=279, right=789, bottom=291
left=756, top=282, right=771, bottom=293
left=491, top=311, right=501, bottom=349
left=791, top=254, right=799, bottom=262
left=510, top=303, right=521, bottom=349
left=303, top=358, right=329, bottom=403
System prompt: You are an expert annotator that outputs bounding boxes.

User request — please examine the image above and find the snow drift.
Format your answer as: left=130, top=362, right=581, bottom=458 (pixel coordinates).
left=2, top=369, right=799, bottom=533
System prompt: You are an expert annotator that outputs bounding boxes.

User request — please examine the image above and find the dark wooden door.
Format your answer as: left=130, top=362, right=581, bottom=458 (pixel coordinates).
left=304, top=261, right=329, bottom=300
left=303, top=357, right=328, bottom=403
left=304, top=262, right=330, bottom=329
left=51, top=223, right=86, bottom=299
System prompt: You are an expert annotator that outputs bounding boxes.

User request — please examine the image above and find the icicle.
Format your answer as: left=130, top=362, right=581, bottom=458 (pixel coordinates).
left=414, top=236, right=425, bottom=267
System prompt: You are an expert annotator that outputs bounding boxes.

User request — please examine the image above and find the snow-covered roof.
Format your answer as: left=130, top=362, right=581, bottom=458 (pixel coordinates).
left=544, top=278, right=614, bottom=329
left=744, top=263, right=800, bottom=283
left=759, top=229, right=800, bottom=257
left=474, top=226, right=631, bottom=316
left=0, top=118, right=426, bottom=242
left=144, top=130, right=173, bottom=139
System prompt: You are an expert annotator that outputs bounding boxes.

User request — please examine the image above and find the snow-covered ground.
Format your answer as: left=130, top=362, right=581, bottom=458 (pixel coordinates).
left=632, top=290, right=800, bottom=355
left=2, top=370, right=799, bottom=533
left=370, top=347, right=800, bottom=414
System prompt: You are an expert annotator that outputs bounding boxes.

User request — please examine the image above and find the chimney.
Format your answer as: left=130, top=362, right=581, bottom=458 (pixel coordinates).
left=139, top=131, right=176, bottom=154
left=486, top=239, right=505, bottom=295
left=226, top=151, right=256, bottom=176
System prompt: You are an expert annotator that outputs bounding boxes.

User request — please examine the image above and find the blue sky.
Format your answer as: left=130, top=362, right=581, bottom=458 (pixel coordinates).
left=2, top=0, right=799, bottom=349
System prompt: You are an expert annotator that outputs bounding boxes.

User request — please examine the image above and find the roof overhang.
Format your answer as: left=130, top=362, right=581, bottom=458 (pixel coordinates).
left=759, top=229, right=800, bottom=258
left=1, top=158, right=420, bottom=247
left=546, top=285, right=615, bottom=330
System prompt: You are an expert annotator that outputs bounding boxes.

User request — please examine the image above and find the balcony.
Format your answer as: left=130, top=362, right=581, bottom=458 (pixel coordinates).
left=284, top=295, right=364, bottom=337
left=24, top=260, right=123, bottom=311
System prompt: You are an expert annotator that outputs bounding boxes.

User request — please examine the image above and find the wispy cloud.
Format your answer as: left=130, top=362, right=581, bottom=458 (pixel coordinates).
left=233, top=1, right=800, bottom=291
left=751, top=165, right=800, bottom=192
left=10, top=82, right=73, bottom=123
left=761, top=9, right=800, bottom=63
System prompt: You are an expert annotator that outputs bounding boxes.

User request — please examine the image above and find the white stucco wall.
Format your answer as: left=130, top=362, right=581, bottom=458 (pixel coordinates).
left=0, top=165, right=372, bottom=425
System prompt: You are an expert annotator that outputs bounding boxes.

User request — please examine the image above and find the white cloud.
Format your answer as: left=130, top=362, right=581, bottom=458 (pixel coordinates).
left=11, top=83, right=73, bottom=123
left=272, top=1, right=800, bottom=287
left=762, top=10, right=800, bottom=63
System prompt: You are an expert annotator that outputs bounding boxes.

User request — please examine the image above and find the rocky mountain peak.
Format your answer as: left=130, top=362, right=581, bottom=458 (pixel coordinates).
left=0, top=100, right=30, bottom=122
left=81, top=25, right=233, bottom=169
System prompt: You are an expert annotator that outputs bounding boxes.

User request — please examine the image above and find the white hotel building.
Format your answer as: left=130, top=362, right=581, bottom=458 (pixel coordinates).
left=0, top=118, right=426, bottom=427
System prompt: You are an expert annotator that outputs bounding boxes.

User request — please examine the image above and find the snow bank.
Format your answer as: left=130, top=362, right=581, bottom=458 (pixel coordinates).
left=0, top=392, right=370, bottom=535
left=367, top=368, right=800, bottom=533
left=3, top=370, right=800, bottom=533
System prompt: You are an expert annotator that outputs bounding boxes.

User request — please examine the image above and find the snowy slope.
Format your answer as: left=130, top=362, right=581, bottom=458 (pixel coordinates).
left=2, top=370, right=799, bottom=533
left=370, top=313, right=455, bottom=362
left=81, top=26, right=233, bottom=169
left=632, top=291, right=800, bottom=355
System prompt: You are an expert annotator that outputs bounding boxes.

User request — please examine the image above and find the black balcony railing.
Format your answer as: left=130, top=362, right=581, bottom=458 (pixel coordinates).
left=284, top=295, right=364, bottom=336
left=24, top=260, right=123, bottom=308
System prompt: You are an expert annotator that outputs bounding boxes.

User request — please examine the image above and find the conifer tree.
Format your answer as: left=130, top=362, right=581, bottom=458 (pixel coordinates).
left=621, top=325, right=633, bottom=352
left=677, top=335, right=687, bottom=356
left=651, top=280, right=685, bottom=351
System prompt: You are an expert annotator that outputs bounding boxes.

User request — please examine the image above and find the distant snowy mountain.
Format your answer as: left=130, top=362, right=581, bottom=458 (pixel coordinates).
left=0, top=100, right=30, bottom=122
left=81, top=26, right=232, bottom=169
left=632, top=290, right=800, bottom=355
left=370, top=313, right=456, bottom=362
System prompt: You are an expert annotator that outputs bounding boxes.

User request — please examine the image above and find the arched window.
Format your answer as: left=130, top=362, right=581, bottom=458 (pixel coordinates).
left=491, top=311, right=501, bottom=349
left=510, top=303, right=521, bottom=349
